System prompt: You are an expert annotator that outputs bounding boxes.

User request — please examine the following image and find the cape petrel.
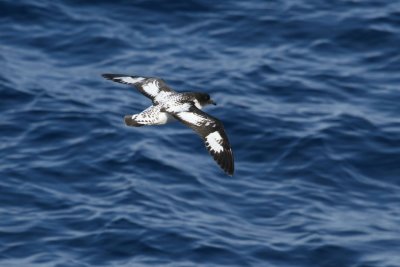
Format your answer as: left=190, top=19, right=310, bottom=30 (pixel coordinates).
left=102, top=73, right=234, bottom=176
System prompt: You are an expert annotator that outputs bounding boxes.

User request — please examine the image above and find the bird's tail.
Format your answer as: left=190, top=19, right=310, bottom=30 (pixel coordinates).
left=124, top=115, right=145, bottom=127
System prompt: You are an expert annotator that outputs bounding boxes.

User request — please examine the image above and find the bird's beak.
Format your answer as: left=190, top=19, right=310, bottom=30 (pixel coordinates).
left=209, top=99, right=217, bottom=105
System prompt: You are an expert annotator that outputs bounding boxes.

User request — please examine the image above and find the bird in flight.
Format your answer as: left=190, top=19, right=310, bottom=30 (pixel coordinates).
left=102, top=74, right=234, bottom=176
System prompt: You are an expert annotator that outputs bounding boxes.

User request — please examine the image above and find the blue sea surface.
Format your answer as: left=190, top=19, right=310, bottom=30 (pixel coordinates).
left=1, top=0, right=400, bottom=266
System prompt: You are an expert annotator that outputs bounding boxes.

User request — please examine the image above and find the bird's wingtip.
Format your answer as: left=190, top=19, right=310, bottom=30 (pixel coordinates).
left=102, top=73, right=115, bottom=79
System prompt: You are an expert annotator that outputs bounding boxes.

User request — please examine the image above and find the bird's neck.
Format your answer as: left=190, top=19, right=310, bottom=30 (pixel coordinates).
left=193, top=99, right=203, bottom=110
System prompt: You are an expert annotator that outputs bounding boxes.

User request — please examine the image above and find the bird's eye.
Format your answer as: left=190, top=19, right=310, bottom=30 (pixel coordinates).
left=206, top=95, right=210, bottom=100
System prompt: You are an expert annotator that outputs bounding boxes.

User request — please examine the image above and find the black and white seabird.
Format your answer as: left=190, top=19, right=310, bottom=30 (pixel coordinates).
left=102, top=73, right=234, bottom=176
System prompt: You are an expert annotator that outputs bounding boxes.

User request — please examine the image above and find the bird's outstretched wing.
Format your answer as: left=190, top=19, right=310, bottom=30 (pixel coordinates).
left=102, top=74, right=175, bottom=103
left=166, top=104, right=234, bottom=176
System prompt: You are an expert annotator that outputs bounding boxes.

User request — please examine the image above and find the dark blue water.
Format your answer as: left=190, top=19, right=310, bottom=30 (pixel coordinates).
left=1, top=0, right=400, bottom=266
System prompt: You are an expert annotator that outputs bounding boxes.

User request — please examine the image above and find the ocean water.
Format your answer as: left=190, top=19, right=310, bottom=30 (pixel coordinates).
left=1, top=0, right=400, bottom=266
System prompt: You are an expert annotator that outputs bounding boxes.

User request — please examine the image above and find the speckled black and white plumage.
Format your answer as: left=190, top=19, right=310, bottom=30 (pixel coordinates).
left=102, top=73, right=234, bottom=176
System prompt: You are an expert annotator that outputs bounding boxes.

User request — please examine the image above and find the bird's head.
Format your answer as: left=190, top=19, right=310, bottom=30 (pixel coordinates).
left=195, top=93, right=216, bottom=108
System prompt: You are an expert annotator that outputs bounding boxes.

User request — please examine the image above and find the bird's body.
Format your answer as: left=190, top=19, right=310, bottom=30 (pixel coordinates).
left=125, top=92, right=206, bottom=126
left=102, top=74, right=234, bottom=176
left=126, top=103, right=175, bottom=126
